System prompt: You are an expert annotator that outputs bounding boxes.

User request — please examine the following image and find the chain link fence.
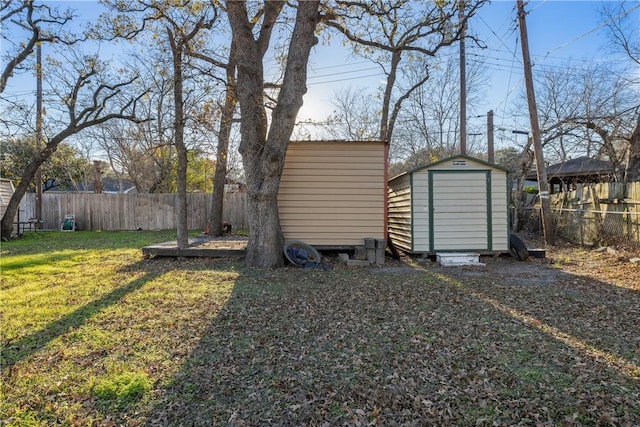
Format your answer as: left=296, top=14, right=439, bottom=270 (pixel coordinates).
left=519, top=206, right=640, bottom=250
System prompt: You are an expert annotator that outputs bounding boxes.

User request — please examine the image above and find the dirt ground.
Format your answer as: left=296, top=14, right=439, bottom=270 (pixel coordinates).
left=193, top=233, right=640, bottom=290
left=358, top=233, right=640, bottom=292
left=414, top=239, right=640, bottom=291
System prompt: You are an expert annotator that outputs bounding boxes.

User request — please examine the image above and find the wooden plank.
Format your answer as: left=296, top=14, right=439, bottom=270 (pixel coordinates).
left=142, top=246, right=245, bottom=258
left=29, top=192, right=247, bottom=231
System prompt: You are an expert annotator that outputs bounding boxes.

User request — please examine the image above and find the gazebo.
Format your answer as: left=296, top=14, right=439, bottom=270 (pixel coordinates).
left=527, top=157, right=614, bottom=193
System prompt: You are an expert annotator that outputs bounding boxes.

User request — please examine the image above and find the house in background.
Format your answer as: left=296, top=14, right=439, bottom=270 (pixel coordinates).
left=278, top=140, right=388, bottom=248
left=388, top=154, right=509, bottom=255
left=527, top=157, right=614, bottom=193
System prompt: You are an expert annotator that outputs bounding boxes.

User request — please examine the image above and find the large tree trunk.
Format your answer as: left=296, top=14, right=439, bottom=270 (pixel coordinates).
left=210, top=42, right=237, bottom=237
left=379, top=51, right=400, bottom=142
left=227, top=0, right=320, bottom=268
left=169, top=31, right=189, bottom=249
left=243, top=162, right=285, bottom=267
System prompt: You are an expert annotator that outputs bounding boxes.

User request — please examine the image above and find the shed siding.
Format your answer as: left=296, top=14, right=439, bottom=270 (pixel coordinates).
left=388, top=174, right=412, bottom=252
left=278, top=141, right=386, bottom=246
left=431, top=171, right=489, bottom=251
left=411, top=171, right=430, bottom=252
left=388, top=155, right=509, bottom=254
left=490, top=173, right=509, bottom=251
left=0, top=179, right=15, bottom=221
left=1, top=178, right=18, bottom=236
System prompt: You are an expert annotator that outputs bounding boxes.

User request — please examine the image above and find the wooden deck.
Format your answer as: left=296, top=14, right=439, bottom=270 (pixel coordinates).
left=142, top=236, right=247, bottom=258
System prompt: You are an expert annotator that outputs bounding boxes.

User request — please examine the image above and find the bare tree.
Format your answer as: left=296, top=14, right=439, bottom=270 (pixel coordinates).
left=0, top=58, right=145, bottom=239
left=323, top=0, right=488, bottom=147
left=601, top=1, right=639, bottom=67
left=189, top=38, right=239, bottom=237
left=535, top=63, right=638, bottom=182
left=0, top=1, right=74, bottom=94
left=321, top=86, right=379, bottom=140
left=98, top=0, right=219, bottom=247
left=91, top=117, right=177, bottom=193
left=600, top=1, right=640, bottom=181
left=390, top=54, right=488, bottom=170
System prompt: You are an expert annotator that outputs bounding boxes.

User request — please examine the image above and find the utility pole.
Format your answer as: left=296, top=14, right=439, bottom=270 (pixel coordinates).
left=35, top=43, right=43, bottom=225
left=487, top=110, right=494, bottom=163
left=516, top=0, right=554, bottom=245
left=458, top=0, right=467, bottom=155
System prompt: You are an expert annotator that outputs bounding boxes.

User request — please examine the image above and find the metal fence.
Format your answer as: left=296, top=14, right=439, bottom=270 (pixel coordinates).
left=521, top=207, right=640, bottom=249
left=518, top=181, right=640, bottom=250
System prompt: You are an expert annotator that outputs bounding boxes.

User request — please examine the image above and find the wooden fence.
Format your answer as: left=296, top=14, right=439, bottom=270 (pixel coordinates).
left=19, top=192, right=247, bottom=232
left=520, top=182, right=640, bottom=248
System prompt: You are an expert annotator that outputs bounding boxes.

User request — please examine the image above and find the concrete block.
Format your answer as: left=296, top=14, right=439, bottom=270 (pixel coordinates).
left=436, top=252, right=484, bottom=267
left=346, top=259, right=371, bottom=267
left=375, top=238, right=385, bottom=265
left=365, top=238, right=376, bottom=262
left=354, top=246, right=367, bottom=260
left=337, top=253, right=349, bottom=264
left=367, top=248, right=376, bottom=263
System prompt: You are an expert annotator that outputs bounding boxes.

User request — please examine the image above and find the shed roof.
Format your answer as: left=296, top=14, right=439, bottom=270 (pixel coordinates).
left=389, top=154, right=509, bottom=182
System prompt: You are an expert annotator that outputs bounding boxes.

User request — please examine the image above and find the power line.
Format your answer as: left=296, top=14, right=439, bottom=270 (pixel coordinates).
left=307, top=66, right=380, bottom=81
left=542, top=2, right=640, bottom=61
left=306, top=72, right=383, bottom=86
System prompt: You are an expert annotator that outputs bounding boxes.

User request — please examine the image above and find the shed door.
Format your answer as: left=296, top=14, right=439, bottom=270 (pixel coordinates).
left=429, top=171, right=491, bottom=251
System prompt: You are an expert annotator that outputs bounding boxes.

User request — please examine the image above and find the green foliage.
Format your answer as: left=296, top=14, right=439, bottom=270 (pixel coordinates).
left=93, top=372, right=151, bottom=409
left=523, top=185, right=538, bottom=194
left=186, top=149, right=215, bottom=193
left=0, top=136, right=92, bottom=191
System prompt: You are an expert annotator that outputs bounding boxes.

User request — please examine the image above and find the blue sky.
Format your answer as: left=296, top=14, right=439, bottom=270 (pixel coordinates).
left=3, top=1, right=639, bottom=149
left=299, top=1, right=639, bottom=145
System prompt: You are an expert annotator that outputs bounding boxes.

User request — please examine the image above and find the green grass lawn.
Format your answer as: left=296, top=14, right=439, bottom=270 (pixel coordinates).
left=1, top=231, right=639, bottom=426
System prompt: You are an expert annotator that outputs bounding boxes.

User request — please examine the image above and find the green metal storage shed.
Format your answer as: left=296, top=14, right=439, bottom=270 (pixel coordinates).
left=388, top=154, right=509, bottom=254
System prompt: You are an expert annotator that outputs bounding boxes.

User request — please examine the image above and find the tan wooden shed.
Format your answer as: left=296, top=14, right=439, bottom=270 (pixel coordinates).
left=388, top=154, right=509, bottom=254
left=278, top=140, right=388, bottom=248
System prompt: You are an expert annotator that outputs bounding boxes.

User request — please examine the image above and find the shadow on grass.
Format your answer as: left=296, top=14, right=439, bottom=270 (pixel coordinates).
left=431, top=256, right=640, bottom=376
left=1, top=270, right=161, bottom=371
left=1, top=230, right=179, bottom=254
left=141, top=258, right=639, bottom=426
left=0, top=250, right=94, bottom=273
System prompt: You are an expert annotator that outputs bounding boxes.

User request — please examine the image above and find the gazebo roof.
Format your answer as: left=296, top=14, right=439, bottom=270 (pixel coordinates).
left=527, top=157, right=613, bottom=181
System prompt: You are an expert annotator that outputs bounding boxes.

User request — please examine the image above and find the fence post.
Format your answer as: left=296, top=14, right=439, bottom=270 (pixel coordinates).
left=39, top=192, right=248, bottom=231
